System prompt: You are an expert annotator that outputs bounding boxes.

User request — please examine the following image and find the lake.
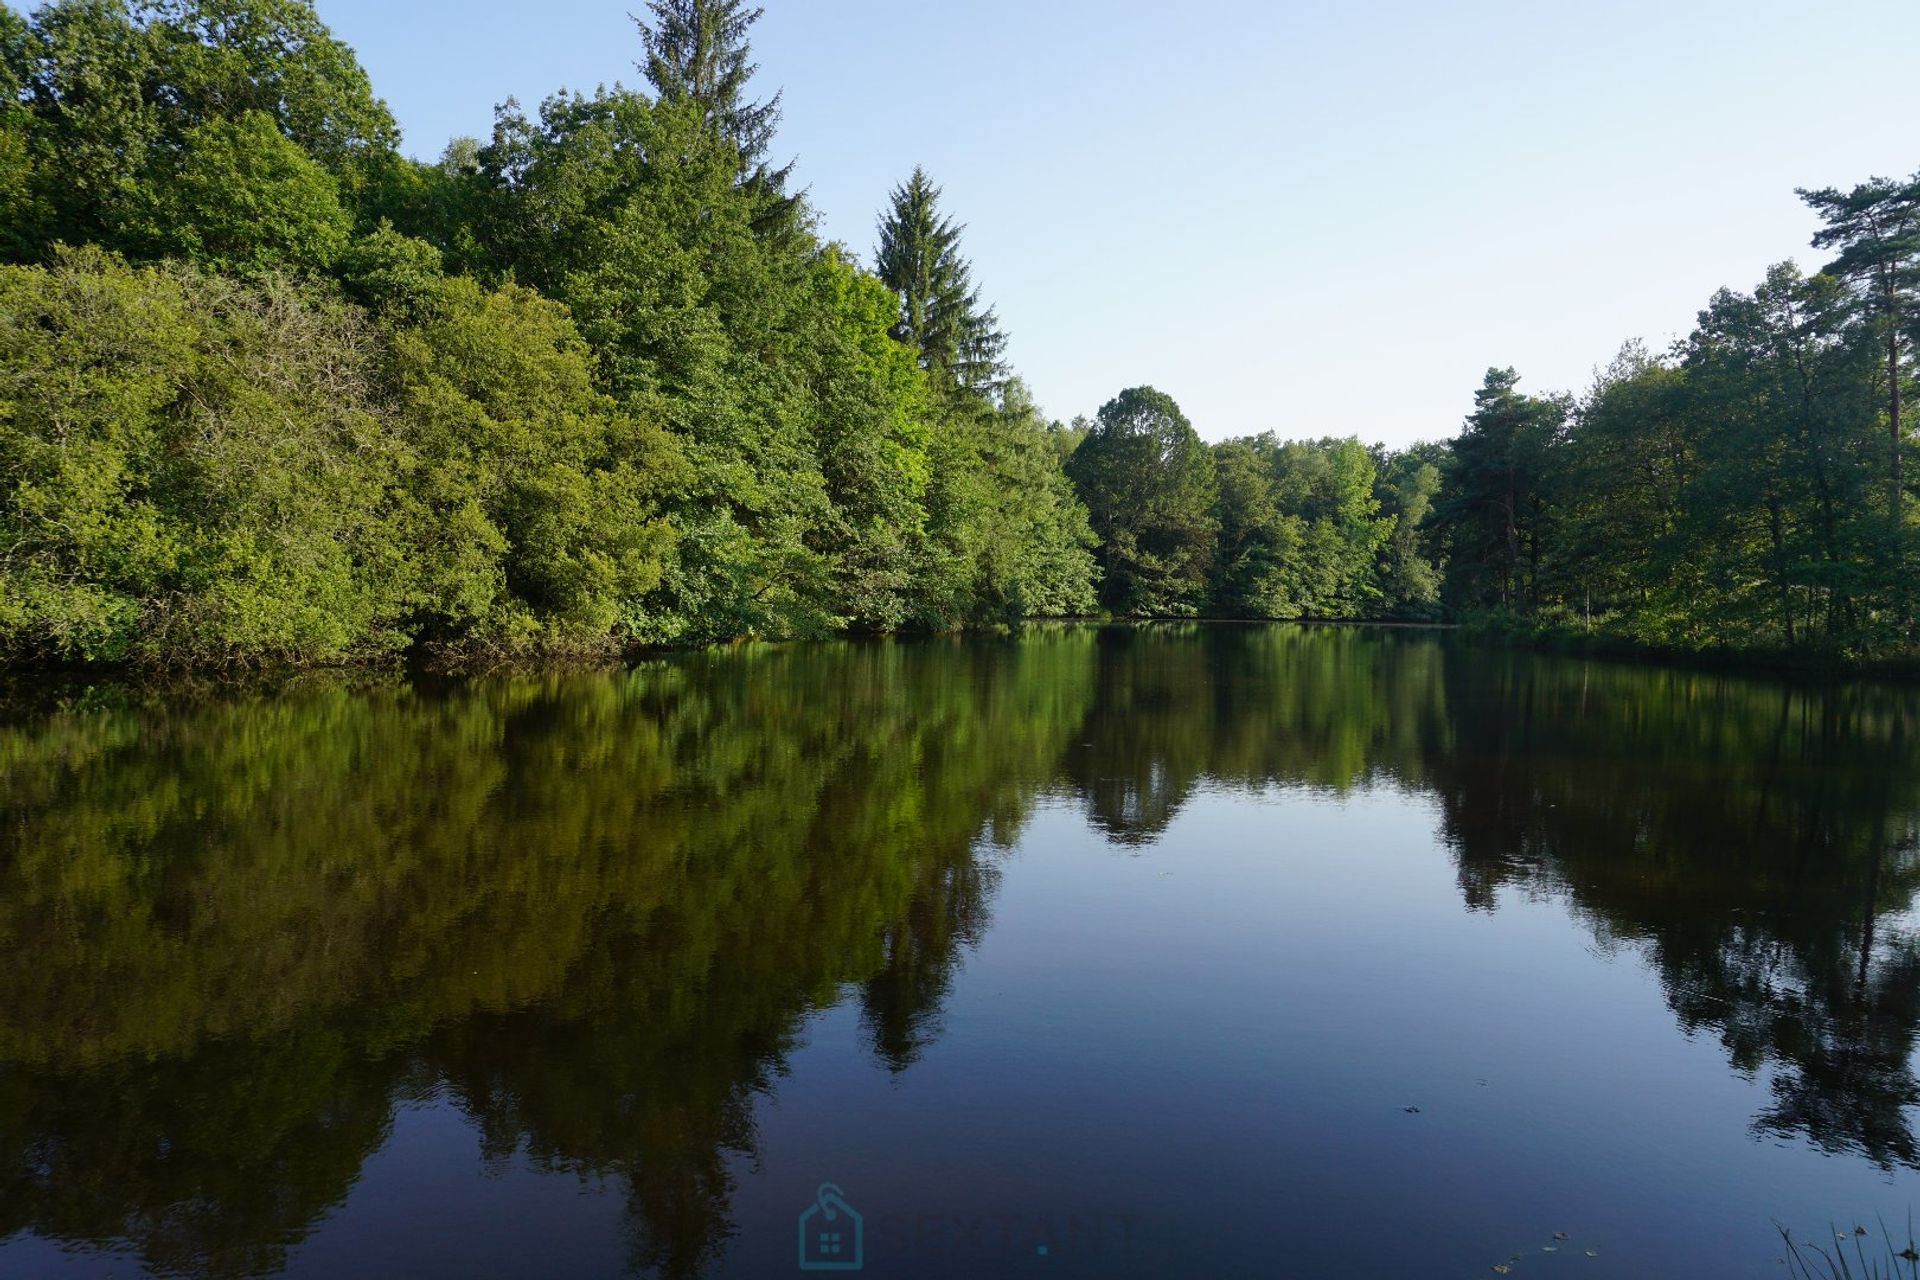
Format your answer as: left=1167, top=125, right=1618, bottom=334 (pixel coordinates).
left=1, top=623, right=1918, bottom=1279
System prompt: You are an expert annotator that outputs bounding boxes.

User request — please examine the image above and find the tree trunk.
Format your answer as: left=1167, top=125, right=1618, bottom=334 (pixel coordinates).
left=1891, top=302, right=1911, bottom=634
left=1528, top=528, right=1540, bottom=611
left=1770, top=501, right=1794, bottom=646
left=1502, top=470, right=1520, bottom=610
left=1889, top=317, right=1903, bottom=526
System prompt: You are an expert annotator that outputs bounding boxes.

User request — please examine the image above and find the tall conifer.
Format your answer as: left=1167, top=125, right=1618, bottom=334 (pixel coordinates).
left=874, top=166, right=1006, bottom=397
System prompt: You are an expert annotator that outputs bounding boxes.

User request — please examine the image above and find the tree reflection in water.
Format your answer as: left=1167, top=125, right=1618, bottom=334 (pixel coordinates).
left=1, top=625, right=1917, bottom=1275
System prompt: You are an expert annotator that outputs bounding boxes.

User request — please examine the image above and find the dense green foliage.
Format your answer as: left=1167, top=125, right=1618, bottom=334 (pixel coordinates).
left=1068, top=386, right=1218, bottom=615
left=0, top=0, right=1097, bottom=664
left=4, top=0, right=1918, bottom=664
left=1056, top=170, right=1920, bottom=657
left=1432, top=191, right=1920, bottom=658
left=0, top=249, right=408, bottom=662
left=1412, top=175, right=1920, bottom=658
left=1110, top=170, right=1920, bottom=653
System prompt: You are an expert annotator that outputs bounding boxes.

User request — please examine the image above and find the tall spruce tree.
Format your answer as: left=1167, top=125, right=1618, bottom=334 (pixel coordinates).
left=634, top=0, right=786, bottom=182
left=631, top=0, right=798, bottom=241
left=874, top=166, right=1006, bottom=397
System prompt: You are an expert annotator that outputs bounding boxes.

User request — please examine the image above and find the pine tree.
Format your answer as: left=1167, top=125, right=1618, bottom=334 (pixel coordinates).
left=1799, top=174, right=1920, bottom=527
left=1433, top=368, right=1565, bottom=611
left=873, top=166, right=1006, bottom=397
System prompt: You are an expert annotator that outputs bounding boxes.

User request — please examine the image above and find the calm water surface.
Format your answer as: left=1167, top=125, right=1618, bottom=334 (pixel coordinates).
left=2, top=624, right=1918, bottom=1278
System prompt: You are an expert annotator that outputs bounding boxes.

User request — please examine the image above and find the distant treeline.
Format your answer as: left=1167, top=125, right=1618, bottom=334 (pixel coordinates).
left=1, top=0, right=1916, bottom=664
left=1059, top=179, right=1920, bottom=660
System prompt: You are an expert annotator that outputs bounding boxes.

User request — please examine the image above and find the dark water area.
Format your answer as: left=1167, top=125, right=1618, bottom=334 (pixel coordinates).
left=1, top=624, right=1918, bottom=1279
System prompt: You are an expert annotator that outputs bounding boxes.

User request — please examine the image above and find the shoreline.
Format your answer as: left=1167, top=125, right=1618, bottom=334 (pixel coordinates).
left=8, top=615, right=1920, bottom=690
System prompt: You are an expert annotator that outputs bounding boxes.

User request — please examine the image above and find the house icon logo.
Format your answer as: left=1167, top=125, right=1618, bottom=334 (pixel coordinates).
left=797, top=1182, right=863, bottom=1271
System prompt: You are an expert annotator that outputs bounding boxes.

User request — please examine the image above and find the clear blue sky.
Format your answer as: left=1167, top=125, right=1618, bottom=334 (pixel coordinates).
left=317, top=0, right=1920, bottom=446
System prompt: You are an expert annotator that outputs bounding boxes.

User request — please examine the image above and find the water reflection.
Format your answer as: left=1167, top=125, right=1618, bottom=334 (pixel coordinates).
left=1429, top=652, right=1920, bottom=1169
left=1, top=625, right=1917, bottom=1276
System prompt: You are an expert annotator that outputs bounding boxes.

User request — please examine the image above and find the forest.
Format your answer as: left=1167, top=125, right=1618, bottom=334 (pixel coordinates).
left=2, top=0, right=1918, bottom=665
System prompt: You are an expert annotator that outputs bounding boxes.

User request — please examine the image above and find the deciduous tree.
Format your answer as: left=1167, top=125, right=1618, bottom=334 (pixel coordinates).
left=1067, top=386, right=1217, bottom=615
